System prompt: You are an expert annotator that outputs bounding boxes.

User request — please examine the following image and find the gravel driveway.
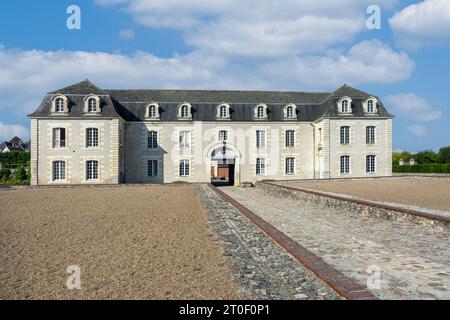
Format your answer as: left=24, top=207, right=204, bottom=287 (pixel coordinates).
left=0, top=185, right=239, bottom=299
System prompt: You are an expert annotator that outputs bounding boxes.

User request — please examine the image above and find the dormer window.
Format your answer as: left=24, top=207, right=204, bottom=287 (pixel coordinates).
left=178, top=103, right=192, bottom=119
left=145, top=103, right=160, bottom=119
left=364, top=97, right=378, bottom=114
left=51, top=95, right=69, bottom=114
left=284, top=104, right=297, bottom=119
left=56, top=98, right=64, bottom=112
left=87, top=98, right=97, bottom=113
left=255, top=104, right=268, bottom=119
left=338, top=97, right=353, bottom=114
left=342, top=100, right=349, bottom=113
left=83, top=95, right=101, bottom=114
left=216, top=103, right=231, bottom=119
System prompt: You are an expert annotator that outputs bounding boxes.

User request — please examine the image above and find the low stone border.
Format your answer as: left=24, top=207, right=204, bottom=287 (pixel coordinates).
left=208, top=183, right=378, bottom=300
left=258, top=181, right=450, bottom=231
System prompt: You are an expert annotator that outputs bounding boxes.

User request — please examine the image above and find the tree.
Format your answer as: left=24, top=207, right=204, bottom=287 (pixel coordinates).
left=438, top=146, right=450, bottom=164
left=0, top=168, right=11, bottom=181
left=14, top=166, right=28, bottom=182
left=414, top=150, right=438, bottom=164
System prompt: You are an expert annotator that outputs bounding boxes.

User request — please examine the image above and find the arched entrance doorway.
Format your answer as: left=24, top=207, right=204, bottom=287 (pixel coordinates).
left=206, top=143, right=241, bottom=186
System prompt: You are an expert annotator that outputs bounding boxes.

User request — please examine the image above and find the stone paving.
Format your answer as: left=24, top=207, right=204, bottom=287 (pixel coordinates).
left=220, top=186, right=450, bottom=300
left=195, top=184, right=340, bottom=300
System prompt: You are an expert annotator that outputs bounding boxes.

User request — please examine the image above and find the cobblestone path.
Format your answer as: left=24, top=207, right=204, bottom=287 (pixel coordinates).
left=195, top=184, right=339, bottom=300
left=220, top=186, right=450, bottom=300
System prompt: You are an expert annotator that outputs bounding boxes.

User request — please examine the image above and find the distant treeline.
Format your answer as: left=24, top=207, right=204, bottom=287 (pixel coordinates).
left=393, top=146, right=450, bottom=173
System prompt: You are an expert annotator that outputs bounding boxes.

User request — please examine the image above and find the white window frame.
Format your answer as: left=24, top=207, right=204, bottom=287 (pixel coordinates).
left=366, top=155, right=376, bottom=174
left=217, top=104, right=230, bottom=119
left=366, top=126, right=376, bottom=144
left=179, top=130, right=191, bottom=149
left=87, top=98, right=97, bottom=113
left=55, top=98, right=65, bottom=112
left=254, top=104, right=268, bottom=119
left=178, top=103, right=192, bottom=119
left=145, top=103, right=160, bottom=119
left=147, top=160, right=158, bottom=177
left=86, top=128, right=99, bottom=148
left=52, top=128, right=66, bottom=148
left=86, top=160, right=99, bottom=181
left=340, top=126, right=350, bottom=145
left=179, top=159, right=190, bottom=177
left=286, top=105, right=295, bottom=119
left=52, top=161, right=66, bottom=181
left=218, top=130, right=228, bottom=142
left=338, top=97, right=353, bottom=114
left=340, top=155, right=350, bottom=174
left=285, top=157, right=295, bottom=175
left=256, top=130, right=266, bottom=148
left=256, top=158, right=265, bottom=176
left=148, top=131, right=158, bottom=149
left=285, top=130, right=295, bottom=147
left=148, top=105, right=157, bottom=118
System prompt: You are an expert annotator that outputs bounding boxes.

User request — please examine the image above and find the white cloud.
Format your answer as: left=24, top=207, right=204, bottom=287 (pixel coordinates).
left=118, top=29, right=136, bottom=40
left=0, top=40, right=415, bottom=125
left=261, top=40, right=414, bottom=89
left=389, top=0, right=450, bottom=49
left=385, top=93, right=441, bottom=121
left=96, top=0, right=396, bottom=57
left=407, top=124, right=427, bottom=137
left=0, top=122, right=29, bottom=142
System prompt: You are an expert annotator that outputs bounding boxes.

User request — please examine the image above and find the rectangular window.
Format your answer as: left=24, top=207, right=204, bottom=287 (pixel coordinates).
left=366, top=126, right=376, bottom=144
left=179, top=160, right=190, bottom=177
left=148, top=131, right=158, bottom=149
left=285, top=157, right=295, bottom=175
left=86, top=160, right=99, bottom=180
left=52, top=161, right=66, bottom=181
left=256, top=158, right=265, bottom=175
left=218, top=130, right=228, bottom=142
left=147, top=160, right=158, bottom=177
left=86, top=128, right=99, bottom=148
left=366, top=155, right=376, bottom=173
left=52, top=128, right=66, bottom=148
left=285, top=130, right=295, bottom=147
left=340, top=126, right=350, bottom=144
left=179, top=131, right=191, bottom=149
left=340, top=156, right=350, bottom=174
left=256, top=130, right=266, bottom=148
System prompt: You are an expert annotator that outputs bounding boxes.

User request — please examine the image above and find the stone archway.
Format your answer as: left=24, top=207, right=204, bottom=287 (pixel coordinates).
left=206, top=143, right=241, bottom=186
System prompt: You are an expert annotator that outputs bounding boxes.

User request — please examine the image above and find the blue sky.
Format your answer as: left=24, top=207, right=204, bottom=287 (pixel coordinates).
left=0, top=0, right=449, bottom=152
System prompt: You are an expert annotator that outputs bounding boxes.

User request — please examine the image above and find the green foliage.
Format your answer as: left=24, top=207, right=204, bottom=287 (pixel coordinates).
left=438, top=147, right=450, bottom=164
left=0, top=167, right=11, bottom=181
left=393, top=163, right=450, bottom=173
left=0, top=151, right=30, bottom=166
left=14, top=166, right=28, bottom=182
left=414, top=150, right=439, bottom=164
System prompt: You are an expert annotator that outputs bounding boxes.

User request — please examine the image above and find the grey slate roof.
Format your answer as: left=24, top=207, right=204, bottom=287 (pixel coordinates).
left=29, top=80, right=393, bottom=121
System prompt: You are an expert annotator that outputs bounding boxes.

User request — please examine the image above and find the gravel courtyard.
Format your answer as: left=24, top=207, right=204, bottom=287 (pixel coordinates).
left=280, top=177, right=450, bottom=211
left=0, top=185, right=239, bottom=300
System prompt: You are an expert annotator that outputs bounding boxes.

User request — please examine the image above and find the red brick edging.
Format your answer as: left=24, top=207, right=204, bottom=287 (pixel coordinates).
left=260, top=180, right=450, bottom=225
left=207, top=183, right=378, bottom=300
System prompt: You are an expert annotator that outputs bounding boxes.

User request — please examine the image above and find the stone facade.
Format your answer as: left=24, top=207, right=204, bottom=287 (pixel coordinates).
left=28, top=80, right=393, bottom=186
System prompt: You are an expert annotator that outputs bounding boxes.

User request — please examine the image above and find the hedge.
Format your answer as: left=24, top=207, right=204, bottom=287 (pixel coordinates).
left=393, top=163, right=450, bottom=173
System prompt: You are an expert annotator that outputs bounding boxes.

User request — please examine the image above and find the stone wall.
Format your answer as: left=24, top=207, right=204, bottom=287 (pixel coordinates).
left=256, top=181, right=449, bottom=231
